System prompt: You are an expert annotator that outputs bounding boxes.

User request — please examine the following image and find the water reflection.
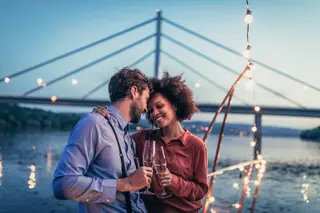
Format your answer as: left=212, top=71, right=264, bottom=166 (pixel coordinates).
left=0, top=153, right=2, bottom=185
left=46, top=144, right=52, bottom=173
left=28, top=165, right=36, bottom=189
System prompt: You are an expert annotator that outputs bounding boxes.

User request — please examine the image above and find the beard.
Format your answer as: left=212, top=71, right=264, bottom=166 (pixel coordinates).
left=130, top=101, right=143, bottom=124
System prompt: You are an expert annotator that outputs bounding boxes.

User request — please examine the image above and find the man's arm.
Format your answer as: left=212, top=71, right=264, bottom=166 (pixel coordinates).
left=52, top=114, right=118, bottom=203
left=52, top=114, right=152, bottom=203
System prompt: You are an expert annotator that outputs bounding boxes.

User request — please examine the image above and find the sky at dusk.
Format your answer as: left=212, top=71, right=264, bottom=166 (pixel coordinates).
left=1, top=0, right=319, bottom=128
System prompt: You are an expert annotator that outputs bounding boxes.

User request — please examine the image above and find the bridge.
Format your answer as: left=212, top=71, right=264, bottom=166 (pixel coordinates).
left=1, top=9, right=320, bottom=213
left=1, top=10, right=320, bottom=149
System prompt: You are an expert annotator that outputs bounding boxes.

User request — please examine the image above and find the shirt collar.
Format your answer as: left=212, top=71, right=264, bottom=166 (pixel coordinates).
left=108, top=105, right=129, bottom=131
left=178, top=130, right=191, bottom=146
left=158, top=129, right=191, bottom=146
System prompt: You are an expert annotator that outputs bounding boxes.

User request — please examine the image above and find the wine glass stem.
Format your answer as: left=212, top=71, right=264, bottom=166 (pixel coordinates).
left=162, top=188, right=166, bottom=195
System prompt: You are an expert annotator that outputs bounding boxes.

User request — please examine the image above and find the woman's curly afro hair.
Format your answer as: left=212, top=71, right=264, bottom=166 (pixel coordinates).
left=146, top=72, right=199, bottom=123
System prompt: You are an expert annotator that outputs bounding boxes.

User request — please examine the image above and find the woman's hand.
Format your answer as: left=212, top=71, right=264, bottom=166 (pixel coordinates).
left=92, top=105, right=110, bottom=118
left=157, top=168, right=172, bottom=187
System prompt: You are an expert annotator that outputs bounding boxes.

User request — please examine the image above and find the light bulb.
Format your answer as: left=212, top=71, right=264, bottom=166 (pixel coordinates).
left=250, top=141, right=256, bottom=147
left=254, top=106, right=261, bottom=112
left=252, top=125, right=257, bottom=132
left=4, top=77, right=10, bottom=83
left=37, top=78, right=43, bottom=85
left=243, top=49, right=251, bottom=58
left=209, top=196, right=215, bottom=203
left=234, top=203, right=240, bottom=209
left=244, top=10, right=253, bottom=24
left=72, top=79, right=78, bottom=85
left=244, top=177, right=249, bottom=183
left=244, top=14, right=253, bottom=24
left=248, top=62, right=255, bottom=69
left=233, top=183, right=239, bottom=189
left=51, top=96, right=57, bottom=103
left=195, top=82, right=200, bottom=88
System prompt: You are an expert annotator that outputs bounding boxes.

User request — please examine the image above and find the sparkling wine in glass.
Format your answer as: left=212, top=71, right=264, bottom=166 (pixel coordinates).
left=142, top=140, right=155, bottom=195
left=154, top=146, right=172, bottom=199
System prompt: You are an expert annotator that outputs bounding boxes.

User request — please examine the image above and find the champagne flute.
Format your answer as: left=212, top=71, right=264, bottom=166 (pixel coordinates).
left=141, top=140, right=155, bottom=195
left=154, top=146, right=172, bottom=199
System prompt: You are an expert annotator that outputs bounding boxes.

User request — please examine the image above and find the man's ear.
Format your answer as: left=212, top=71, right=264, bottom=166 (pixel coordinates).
left=130, top=86, right=139, bottom=100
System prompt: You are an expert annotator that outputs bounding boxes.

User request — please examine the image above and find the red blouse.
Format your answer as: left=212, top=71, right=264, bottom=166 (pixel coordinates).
left=132, top=129, right=208, bottom=213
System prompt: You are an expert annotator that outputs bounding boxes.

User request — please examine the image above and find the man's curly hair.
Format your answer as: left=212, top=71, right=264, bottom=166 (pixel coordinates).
left=146, top=72, right=199, bottom=123
left=109, top=67, right=153, bottom=103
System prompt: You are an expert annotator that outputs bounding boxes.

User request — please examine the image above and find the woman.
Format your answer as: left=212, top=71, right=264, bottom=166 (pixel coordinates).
left=94, top=73, right=208, bottom=213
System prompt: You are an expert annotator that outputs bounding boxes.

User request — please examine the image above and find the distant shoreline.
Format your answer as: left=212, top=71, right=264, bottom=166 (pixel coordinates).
left=0, top=103, right=303, bottom=138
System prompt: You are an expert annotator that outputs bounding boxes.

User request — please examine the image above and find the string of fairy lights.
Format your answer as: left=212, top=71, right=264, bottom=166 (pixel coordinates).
left=4, top=76, right=78, bottom=103
left=206, top=1, right=268, bottom=212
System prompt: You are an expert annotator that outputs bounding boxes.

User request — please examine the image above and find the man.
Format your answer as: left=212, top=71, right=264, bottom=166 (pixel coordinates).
left=52, top=67, right=153, bottom=213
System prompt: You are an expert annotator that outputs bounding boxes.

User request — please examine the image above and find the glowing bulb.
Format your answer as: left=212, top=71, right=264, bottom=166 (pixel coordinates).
left=41, top=82, right=47, bottom=87
left=29, top=165, right=36, bottom=171
left=233, top=203, right=240, bottom=209
left=255, top=164, right=261, bottom=169
left=72, top=79, right=78, bottom=85
left=251, top=125, right=257, bottom=132
left=257, top=154, right=263, bottom=160
left=254, top=106, right=261, bottom=112
left=306, top=200, right=310, bottom=203
left=248, top=62, right=255, bottom=69
left=233, top=183, right=239, bottom=189
left=255, top=180, right=260, bottom=186
left=37, top=78, right=43, bottom=85
left=303, top=175, right=307, bottom=179
left=244, top=14, right=253, bottom=24
left=239, top=166, right=244, bottom=171
left=51, top=96, right=57, bottom=103
left=210, top=209, right=216, bottom=213
left=243, top=49, right=251, bottom=58
left=250, top=141, right=256, bottom=147
left=195, top=82, right=200, bottom=88
left=209, top=196, right=215, bottom=203
left=4, top=77, right=10, bottom=83
left=244, top=177, right=249, bottom=183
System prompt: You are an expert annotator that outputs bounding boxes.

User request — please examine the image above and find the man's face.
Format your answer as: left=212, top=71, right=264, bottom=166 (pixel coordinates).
left=130, top=87, right=150, bottom=124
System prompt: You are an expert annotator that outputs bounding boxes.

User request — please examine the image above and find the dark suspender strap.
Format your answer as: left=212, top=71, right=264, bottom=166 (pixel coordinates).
left=106, top=117, right=133, bottom=213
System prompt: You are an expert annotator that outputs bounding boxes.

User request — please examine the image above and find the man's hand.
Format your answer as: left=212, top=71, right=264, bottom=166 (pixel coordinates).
left=156, top=168, right=172, bottom=187
left=92, top=105, right=110, bottom=118
left=117, top=167, right=153, bottom=192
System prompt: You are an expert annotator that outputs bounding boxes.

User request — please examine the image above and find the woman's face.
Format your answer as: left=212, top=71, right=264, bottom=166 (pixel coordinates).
left=148, top=93, right=177, bottom=128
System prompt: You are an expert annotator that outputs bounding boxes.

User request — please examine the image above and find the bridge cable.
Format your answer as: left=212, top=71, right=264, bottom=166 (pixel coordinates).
left=82, top=50, right=155, bottom=99
left=162, top=18, right=320, bottom=93
left=23, top=34, right=155, bottom=96
left=162, top=34, right=305, bottom=108
left=161, top=50, right=250, bottom=105
left=0, top=18, right=156, bottom=83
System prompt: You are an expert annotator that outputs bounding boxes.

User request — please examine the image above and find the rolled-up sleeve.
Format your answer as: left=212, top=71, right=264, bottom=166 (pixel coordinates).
left=168, top=142, right=208, bottom=201
left=52, top=114, right=117, bottom=203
